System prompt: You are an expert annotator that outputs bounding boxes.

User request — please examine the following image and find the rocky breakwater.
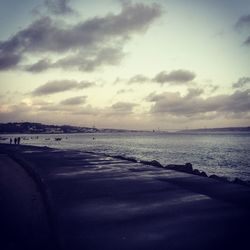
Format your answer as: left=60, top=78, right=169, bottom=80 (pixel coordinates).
left=137, top=160, right=250, bottom=187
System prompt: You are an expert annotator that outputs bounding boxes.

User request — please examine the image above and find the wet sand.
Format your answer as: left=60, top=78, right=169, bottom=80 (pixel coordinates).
left=0, top=143, right=250, bottom=250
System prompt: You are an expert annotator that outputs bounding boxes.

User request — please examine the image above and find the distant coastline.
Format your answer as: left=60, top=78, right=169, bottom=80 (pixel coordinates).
left=178, top=127, right=250, bottom=133
left=0, top=122, right=249, bottom=134
left=0, top=122, right=142, bottom=134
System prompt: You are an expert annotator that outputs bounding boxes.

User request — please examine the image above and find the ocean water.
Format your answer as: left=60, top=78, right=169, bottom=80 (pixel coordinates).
left=2, top=132, right=250, bottom=181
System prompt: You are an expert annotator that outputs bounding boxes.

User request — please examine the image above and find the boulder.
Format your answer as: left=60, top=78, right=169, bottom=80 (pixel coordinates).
left=233, top=178, right=249, bottom=186
left=140, top=160, right=163, bottom=168
left=209, top=174, right=228, bottom=182
left=150, top=160, right=163, bottom=168
left=166, top=163, right=193, bottom=174
left=193, top=169, right=208, bottom=177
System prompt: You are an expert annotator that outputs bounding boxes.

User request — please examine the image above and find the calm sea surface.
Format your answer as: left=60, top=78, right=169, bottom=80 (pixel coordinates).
left=2, top=132, right=250, bottom=181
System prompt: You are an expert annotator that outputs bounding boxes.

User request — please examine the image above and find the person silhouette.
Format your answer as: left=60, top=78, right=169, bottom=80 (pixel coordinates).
left=14, top=138, right=17, bottom=145
left=17, top=137, right=21, bottom=145
left=10, top=138, right=12, bottom=144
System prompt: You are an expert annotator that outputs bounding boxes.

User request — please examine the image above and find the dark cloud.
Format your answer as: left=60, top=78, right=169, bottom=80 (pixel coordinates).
left=54, top=46, right=125, bottom=71
left=0, top=2, right=162, bottom=71
left=26, top=46, right=125, bottom=72
left=32, top=80, right=80, bottom=96
left=111, top=101, right=137, bottom=114
left=44, top=0, right=73, bottom=15
left=77, top=81, right=96, bottom=89
left=218, top=90, right=250, bottom=113
left=236, top=14, right=250, bottom=45
left=153, top=70, right=196, bottom=84
left=147, top=89, right=250, bottom=117
left=127, top=69, right=196, bottom=85
left=0, top=53, right=21, bottom=70
left=0, top=101, right=99, bottom=124
left=26, top=58, right=52, bottom=73
left=60, top=96, right=86, bottom=105
left=186, top=88, right=204, bottom=98
left=244, top=36, right=250, bottom=45
left=145, top=92, right=167, bottom=102
left=236, top=14, right=250, bottom=29
left=232, top=77, right=250, bottom=88
left=32, top=80, right=95, bottom=95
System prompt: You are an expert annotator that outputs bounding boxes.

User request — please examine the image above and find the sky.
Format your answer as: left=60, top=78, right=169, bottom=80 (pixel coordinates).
left=0, top=0, right=250, bottom=130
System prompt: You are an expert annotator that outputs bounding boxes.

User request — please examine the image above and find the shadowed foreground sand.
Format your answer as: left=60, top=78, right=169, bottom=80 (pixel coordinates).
left=0, top=144, right=250, bottom=250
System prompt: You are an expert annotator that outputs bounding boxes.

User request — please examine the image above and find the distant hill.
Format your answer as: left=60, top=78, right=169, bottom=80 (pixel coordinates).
left=0, top=122, right=140, bottom=134
left=0, top=122, right=97, bottom=134
left=178, top=127, right=250, bottom=133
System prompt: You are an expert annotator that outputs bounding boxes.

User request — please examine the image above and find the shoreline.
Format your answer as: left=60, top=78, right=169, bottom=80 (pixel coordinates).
left=1, top=143, right=250, bottom=249
left=3, top=143, right=248, bottom=187
left=1, top=131, right=249, bottom=183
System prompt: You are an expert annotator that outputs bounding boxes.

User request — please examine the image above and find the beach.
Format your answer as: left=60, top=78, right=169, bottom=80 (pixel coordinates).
left=1, top=143, right=250, bottom=250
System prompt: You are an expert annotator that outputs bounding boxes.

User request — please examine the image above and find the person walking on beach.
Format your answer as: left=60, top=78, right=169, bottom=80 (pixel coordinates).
left=10, top=138, right=12, bottom=144
left=14, top=138, right=17, bottom=145
left=17, top=137, right=21, bottom=145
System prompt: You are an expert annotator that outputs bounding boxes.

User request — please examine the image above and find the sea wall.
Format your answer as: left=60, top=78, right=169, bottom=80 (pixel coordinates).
left=107, top=154, right=250, bottom=187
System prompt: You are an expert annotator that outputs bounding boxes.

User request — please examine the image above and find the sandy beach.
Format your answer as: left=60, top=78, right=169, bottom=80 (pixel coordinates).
left=0, top=143, right=250, bottom=250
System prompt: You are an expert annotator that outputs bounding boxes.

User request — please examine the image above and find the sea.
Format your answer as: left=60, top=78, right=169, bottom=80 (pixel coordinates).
left=1, top=131, right=250, bottom=181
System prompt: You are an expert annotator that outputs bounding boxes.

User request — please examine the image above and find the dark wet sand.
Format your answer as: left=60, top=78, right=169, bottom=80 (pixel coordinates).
left=0, top=143, right=250, bottom=250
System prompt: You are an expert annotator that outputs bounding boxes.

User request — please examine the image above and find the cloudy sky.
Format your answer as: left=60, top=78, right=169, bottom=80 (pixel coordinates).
left=0, top=0, right=250, bottom=130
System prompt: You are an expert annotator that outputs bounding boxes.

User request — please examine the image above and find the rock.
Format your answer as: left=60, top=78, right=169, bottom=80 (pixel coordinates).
left=166, top=163, right=193, bottom=174
left=192, top=169, right=208, bottom=177
left=113, top=155, right=126, bottom=160
left=200, top=171, right=208, bottom=177
left=140, top=160, right=162, bottom=168
left=193, top=169, right=200, bottom=175
left=126, top=157, right=137, bottom=163
left=140, top=160, right=151, bottom=165
left=150, top=160, right=163, bottom=168
left=233, top=178, right=248, bottom=186
left=209, top=174, right=228, bottom=182
left=185, top=163, right=193, bottom=173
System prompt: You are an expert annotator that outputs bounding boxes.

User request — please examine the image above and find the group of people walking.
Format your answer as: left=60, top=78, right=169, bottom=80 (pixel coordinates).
left=10, top=137, right=21, bottom=145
